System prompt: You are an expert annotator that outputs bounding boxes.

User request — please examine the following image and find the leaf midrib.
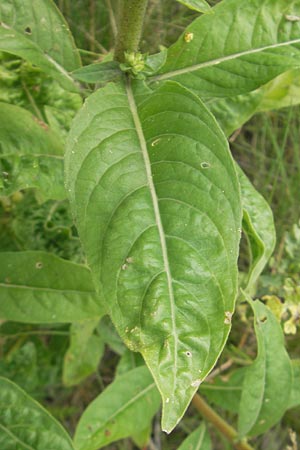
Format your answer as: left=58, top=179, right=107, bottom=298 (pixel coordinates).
left=125, top=78, right=178, bottom=395
left=151, top=38, right=300, bottom=82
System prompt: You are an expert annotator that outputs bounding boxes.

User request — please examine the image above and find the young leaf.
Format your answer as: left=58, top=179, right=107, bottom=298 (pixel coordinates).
left=176, top=0, right=211, bottom=14
left=0, top=24, right=77, bottom=91
left=0, top=0, right=80, bottom=70
left=0, top=251, right=104, bottom=323
left=0, top=102, right=66, bottom=200
left=63, top=318, right=104, bottom=386
left=0, top=377, right=74, bottom=450
left=178, top=423, right=211, bottom=450
left=74, top=366, right=161, bottom=450
left=65, top=79, right=242, bottom=432
left=237, top=167, right=276, bottom=290
left=152, top=0, right=300, bottom=97
left=72, top=61, right=122, bottom=84
left=238, top=298, right=293, bottom=437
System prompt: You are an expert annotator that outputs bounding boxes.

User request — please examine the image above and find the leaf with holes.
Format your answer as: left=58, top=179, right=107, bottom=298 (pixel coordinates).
left=0, top=251, right=104, bottom=323
left=238, top=167, right=276, bottom=290
left=65, top=79, right=242, bottom=432
left=178, top=423, right=211, bottom=450
left=74, top=366, right=161, bottom=450
left=151, top=0, right=300, bottom=97
left=238, top=298, right=292, bottom=437
left=0, top=377, right=74, bottom=450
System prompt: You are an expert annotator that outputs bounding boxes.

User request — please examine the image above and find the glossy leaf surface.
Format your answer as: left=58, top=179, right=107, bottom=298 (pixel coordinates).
left=153, top=0, right=300, bottom=97
left=0, top=251, right=104, bottom=323
left=238, top=167, right=276, bottom=290
left=0, top=377, right=74, bottom=450
left=176, top=0, right=211, bottom=13
left=0, top=102, right=65, bottom=200
left=63, top=318, right=104, bottom=386
left=65, top=79, right=242, bottom=431
left=74, top=366, right=160, bottom=450
left=178, top=423, right=211, bottom=450
left=238, top=299, right=292, bottom=437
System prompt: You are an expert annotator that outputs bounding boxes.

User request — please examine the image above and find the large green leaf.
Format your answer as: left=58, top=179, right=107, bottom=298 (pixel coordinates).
left=65, top=79, right=242, bottom=432
left=151, top=0, right=300, bottom=97
left=0, top=102, right=65, bottom=200
left=0, top=377, right=74, bottom=450
left=0, top=0, right=80, bottom=70
left=238, top=167, right=276, bottom=290
left=63, top=318, right=104, bottom=386
left=178, top=423, right=211, bottom=450
left=74, top=366, right=161, bottom=450
left=238, top=299, right=293, bottom=437
left=0, top=251, right=104, bottom=323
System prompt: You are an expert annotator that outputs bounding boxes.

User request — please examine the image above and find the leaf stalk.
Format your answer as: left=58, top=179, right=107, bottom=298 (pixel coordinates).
left=192, top=393, right=254, bottom=450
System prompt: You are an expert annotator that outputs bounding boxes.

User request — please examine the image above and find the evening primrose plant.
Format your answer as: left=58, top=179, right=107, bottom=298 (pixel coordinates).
left=0, top=0, right=300, bottom=449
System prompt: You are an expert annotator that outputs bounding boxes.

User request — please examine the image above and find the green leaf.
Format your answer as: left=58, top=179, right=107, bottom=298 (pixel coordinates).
left=200, top=369, right=245, bottom=413
left=63, top=318, right=104, bottom=387
left=72, top=61, right=122, bottom=84
left=0, top=377, right=74, bottom=450
left=178, top=423, right=211, bottom=450
left=288, top=359, right=300, bottom=409
left=238, top=298, right=293, bottom=437
left=116, top=349, right=145, bottom=377
left=74, top=366, right=161, bottom=450
left=152, top=0, right=300, bottom=97
left=0, top=251, right=104, bottom=323
left=65, top=79, right=242, bottom=432
left=176, top=0, right=211, bottom=13
left=0, top=0, right=80, bottom=70
left=259, top=68, right=300, bottom=111
left=0, top=103, right=66, bottom=200
left=207, top=90, right=264, bottom=137
left=132, top=426, right=152, bottom=449
left=0, top=22, right=78, bottom=91
left=238, top=167, right=276, bottom=290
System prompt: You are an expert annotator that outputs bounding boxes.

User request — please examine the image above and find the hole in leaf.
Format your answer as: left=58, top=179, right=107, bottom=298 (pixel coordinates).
left=24, top=26, right=32, bottom=34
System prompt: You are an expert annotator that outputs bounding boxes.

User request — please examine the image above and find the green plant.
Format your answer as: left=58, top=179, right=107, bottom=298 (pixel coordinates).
left=0, top=0, right=300, bottom=449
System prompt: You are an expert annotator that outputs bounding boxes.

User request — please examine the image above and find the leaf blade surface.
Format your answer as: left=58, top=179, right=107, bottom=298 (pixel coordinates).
left=65, top=79, right=242, bottom=432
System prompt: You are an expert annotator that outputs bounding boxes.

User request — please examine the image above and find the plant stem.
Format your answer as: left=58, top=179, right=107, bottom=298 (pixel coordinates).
left=192, top=394, right=254, bottom=450
left=114, top=0, right=148, bottom=62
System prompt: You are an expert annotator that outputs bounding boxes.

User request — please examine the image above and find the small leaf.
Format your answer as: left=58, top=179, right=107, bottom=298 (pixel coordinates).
left=72, top=61, right=122, bottom=84
left=65, top=79, right=242, bottom=432
left=237, top=167, right=276, bottom=290
left=152, top=0, right=300, bottom=97
left=74, top=366, right=161, bottom=450
left=238, top=298, right=293, bottom=437
left=176, top=0, right=211, bottom=13
left=0, top=377, right=74, bottom=450
left=63, top=318, right=104, bottom=386
left=0, top=251, right=104, bottom=323
left=178, top=423, right=211, bottom=450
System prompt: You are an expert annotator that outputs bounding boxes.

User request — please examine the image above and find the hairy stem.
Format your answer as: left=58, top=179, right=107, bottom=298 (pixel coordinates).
left=114, top=0, right=148, bottom=62
left=192, top=394, right=254, bottom=450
